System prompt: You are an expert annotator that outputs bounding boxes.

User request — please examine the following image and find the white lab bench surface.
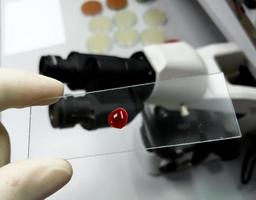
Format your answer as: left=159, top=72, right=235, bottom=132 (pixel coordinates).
left=1, top=0, right=256, bottom=199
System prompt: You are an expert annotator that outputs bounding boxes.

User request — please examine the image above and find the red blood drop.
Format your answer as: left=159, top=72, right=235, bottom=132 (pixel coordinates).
left=108, top=107, right=128, bottom=129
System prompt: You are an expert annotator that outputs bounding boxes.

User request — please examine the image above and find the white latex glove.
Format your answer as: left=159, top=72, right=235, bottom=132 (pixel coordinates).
left=0, top=69, right=73, bottom=200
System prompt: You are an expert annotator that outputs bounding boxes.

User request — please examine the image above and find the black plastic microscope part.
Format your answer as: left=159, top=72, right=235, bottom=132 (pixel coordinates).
left=228, top=65, right=256, bottom=87
left=39, top=52, right=156, bottom=91
left=49, top=90, right=141, bottom=130
left=243, top=0, right=256, bottom=9
left=144, top=138, right=240, bottom=174
left=191, top=139, right=240, bottom=165
left=241, top=135, right=256, bottom=184
left=49, top=84, right=153, bottom=130
left=41, top=51, right=156, bottom=130
left=141, top=105, right=238, bottom=159
left=141, top=105, right=240, bottom=173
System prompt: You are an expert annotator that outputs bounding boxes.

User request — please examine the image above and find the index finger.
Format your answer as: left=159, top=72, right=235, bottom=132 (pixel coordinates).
left=0, top=69, right=64, bottom=111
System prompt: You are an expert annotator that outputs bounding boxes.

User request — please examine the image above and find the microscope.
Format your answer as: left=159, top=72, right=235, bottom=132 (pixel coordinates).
left=39, top=42, right=256, bottom=176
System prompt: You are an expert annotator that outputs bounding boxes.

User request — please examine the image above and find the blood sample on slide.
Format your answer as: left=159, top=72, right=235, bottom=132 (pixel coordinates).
left=108, top=107, right=128, bottom=129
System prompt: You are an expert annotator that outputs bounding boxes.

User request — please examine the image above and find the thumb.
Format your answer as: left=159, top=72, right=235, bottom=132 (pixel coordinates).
left=0, top=122, right=10, bottom=166
left=0, top=159, right=73, bottom=200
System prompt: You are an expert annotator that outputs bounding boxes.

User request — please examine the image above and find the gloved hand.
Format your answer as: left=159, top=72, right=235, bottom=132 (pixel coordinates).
left=0, top=69, right=73, bottom=200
